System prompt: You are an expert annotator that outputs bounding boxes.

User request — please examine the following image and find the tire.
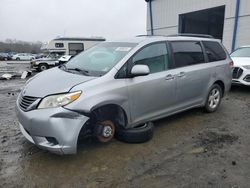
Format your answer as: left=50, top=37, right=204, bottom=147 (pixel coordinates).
left=115, top=122, right=154, bottom=143
left=38, top=63, right=49, bottom=71
left=16, top=57, right=20, bottom=61
left=94, top=120, right=115, bottom=143
left=204, top=84, right=222, bottom=113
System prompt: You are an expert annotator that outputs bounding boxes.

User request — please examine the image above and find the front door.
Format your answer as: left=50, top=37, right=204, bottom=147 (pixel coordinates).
left=127, top=42, right=177, bottom=126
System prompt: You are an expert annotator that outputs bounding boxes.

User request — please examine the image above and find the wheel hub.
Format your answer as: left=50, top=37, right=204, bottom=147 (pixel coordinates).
left=208, top=88, right=220, bottom=109
left=102, top=126, right=113, bottom=138
left=41, top=66, right=46, bottom=70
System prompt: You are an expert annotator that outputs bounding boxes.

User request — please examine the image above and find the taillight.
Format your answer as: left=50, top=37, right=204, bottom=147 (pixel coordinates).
left=229, top=61, right=234, bottom=68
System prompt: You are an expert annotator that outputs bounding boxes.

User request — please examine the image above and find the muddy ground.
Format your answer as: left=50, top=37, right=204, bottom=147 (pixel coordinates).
left=0, top=62, right=250, bottom=188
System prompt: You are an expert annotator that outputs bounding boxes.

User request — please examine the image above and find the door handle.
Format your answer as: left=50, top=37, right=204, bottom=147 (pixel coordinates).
left=165, top=74, right=175, bottom=80
left=177, top=72, right=185, bottom=78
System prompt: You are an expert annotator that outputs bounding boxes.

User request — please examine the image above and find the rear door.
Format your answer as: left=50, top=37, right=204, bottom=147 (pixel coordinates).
left=170, top=41, right=211, bottom=110
left=203, top=41, right=231, bottom=83
left=126, top=42, right=177, bottom=125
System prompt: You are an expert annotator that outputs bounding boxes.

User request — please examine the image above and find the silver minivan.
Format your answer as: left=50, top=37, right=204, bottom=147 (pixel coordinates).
left=16, top=36, right=232, bottom=154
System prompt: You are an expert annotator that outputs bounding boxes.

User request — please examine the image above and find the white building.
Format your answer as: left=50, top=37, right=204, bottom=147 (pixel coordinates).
left=145, top=0, right=250, bottom=52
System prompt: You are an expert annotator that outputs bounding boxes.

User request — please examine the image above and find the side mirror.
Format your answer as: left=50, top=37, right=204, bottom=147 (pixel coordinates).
left=131, top=64, right=150, bottom=77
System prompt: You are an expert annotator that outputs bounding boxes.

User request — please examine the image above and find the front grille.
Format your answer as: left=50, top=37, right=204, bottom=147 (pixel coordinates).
left=19, top=95, right=39, bottom=111
left=232, top=67, right=243, bottom=79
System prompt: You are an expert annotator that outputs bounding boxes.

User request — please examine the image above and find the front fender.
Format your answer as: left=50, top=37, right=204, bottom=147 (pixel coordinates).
left=66, top=94, right=131, bottom=124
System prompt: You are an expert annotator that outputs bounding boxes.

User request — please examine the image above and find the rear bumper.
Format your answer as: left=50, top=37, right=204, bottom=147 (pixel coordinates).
left=16, top=101, right=89, bottom=154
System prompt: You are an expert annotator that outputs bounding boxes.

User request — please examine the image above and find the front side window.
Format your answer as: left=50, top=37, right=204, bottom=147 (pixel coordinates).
left=203, top=41, right=227, bottom=62
left=132, top=42, right=168, bottom=74
left=171, top=41, right=205, bottom=68
left=65, top=42, right=137, bottom=77
left=231, top=47, right=250, bottom=58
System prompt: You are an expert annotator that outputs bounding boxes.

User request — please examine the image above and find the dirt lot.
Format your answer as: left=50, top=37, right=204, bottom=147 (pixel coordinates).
left=0, top=62, right=250, bottom=187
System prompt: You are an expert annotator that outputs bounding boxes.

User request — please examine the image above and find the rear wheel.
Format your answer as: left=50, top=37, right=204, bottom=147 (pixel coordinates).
left=38, top=63, right=49, bottom=71
left=204, top=84, right=222, bottom=113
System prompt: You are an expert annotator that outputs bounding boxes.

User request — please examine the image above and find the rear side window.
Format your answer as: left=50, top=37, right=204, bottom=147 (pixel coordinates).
left=171, top=41, right=205, bottom=68
left=132, top=42, right=169, bottom=74
left=203, top=41, right=227, bottom=62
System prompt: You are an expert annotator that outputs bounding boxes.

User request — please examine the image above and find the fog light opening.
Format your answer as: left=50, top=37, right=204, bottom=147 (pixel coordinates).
left=45, top=137, right=59, bottom=146
left=243, top=75, right=250, bottom=82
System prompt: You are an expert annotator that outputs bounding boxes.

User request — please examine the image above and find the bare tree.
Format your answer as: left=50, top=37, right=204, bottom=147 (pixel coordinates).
left=0, top=39, right=43, bottom=53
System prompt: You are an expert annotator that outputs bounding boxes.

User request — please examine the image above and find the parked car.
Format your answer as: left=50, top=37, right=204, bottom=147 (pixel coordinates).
left=0, top=52, right=11, bottom=60
left=30, top=53, right=61, bottom=71
left=35, top=53, right=46, bottom=59
left=55, top=55, right=73, bottom=66
left=16, top=35, right=232, bottom=154
left=58, top=55, right=73, bottom=64
left=231, top=46, right=250, bottom=86
left=12, top=53, right=35, bottom=61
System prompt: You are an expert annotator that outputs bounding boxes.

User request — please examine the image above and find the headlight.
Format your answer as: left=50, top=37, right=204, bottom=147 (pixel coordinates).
left=38, top=91, right=81, bottom=109
left=243, top=65, right=250, bottom=69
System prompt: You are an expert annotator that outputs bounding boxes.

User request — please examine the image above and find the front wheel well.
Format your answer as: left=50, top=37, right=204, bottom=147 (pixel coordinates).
left=90, top=104, right=128, bottom=129
left=213, top=80, right=225, bottom=97
left=77, top=104, right=128, bottom=146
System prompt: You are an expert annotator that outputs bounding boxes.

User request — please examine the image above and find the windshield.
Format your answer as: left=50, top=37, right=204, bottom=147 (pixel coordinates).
left=231, top=47, right=250, bottom=57
left=46, top=53, right=60, bottom=58
left=64, top=42, right=137, bottom=76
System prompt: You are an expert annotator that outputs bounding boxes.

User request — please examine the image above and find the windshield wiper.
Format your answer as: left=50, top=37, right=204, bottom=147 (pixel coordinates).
left=59, top=64, right=67, bottom=69
left=59, top=64, right=89, bottom=76
left=67, top=67, right=89, bottom=76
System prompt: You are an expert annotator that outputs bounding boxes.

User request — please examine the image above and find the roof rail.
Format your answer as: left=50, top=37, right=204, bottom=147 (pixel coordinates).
left=168, top=33, right=214, bottom=38
left=136, top=34, right=165, bottom=37
left=136, top=35, right=152, bottom=37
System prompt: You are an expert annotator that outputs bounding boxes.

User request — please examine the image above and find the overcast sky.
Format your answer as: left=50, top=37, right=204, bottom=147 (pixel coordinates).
left=0, top=0, right=147, bottom=42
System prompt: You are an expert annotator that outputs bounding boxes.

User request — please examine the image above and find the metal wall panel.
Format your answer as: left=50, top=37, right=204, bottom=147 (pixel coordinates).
left=146, top=0, right=250, bottom=51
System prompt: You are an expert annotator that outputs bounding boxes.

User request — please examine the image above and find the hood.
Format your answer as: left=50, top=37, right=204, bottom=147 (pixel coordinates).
left=23, top=67, right=95, bottom=98
left=36, top=57, right=57, bottom=61
left=231, top=57, right=250, bottom=66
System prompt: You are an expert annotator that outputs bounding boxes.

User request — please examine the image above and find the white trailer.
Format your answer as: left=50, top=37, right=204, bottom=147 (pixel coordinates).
left=41, top=37, right=106, bottom=56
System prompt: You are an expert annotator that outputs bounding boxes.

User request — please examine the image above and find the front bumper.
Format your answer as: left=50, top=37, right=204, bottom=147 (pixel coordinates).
left=30, top=62, right=38, bottom=69
left=232, top=66, right=250, bottom=86
left=16, top=101, right=89, bottom=154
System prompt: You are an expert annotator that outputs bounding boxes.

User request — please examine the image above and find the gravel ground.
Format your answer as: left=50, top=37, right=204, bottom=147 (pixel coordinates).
left=0, top=62, right=250, bottom=187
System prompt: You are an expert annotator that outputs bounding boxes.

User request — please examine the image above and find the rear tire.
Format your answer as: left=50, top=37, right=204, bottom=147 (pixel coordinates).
left=204, top=84, right=222, bottom=113
left=115, top=122, right=154, bottom=143
left=38, top=63, right=49, bottom=72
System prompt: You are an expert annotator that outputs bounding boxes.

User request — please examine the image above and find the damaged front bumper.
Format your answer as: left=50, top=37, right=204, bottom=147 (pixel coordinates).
left=16, top=102, right=89, bottom=155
